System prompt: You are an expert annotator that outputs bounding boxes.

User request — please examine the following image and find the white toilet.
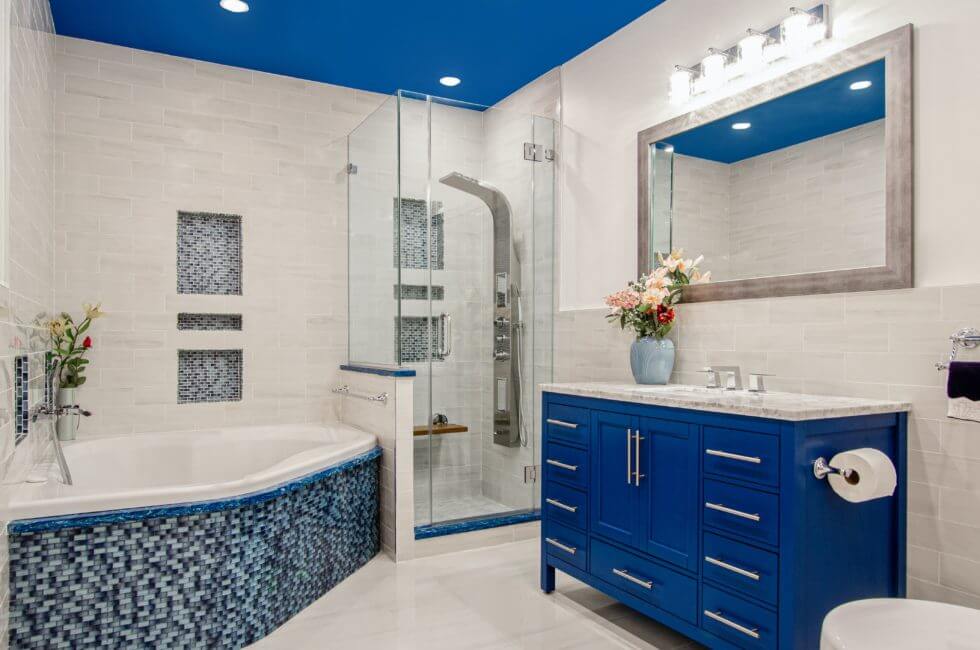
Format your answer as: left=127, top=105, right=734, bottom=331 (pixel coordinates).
left=821, top=598, right=980, bottom=649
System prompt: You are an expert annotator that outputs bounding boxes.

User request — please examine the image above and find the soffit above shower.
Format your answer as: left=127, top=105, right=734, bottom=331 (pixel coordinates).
left=48, top=0, right=668, bottom=106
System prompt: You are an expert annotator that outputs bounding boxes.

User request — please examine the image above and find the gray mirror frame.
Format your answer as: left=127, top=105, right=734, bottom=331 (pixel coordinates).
left=637, top=24, right=912, bottom=302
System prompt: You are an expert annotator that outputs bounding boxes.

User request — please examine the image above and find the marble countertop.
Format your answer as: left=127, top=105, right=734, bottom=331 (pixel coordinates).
left=540, top=382, right=911, bottom=421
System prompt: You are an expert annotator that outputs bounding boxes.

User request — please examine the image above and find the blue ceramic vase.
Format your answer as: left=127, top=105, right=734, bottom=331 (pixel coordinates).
left=630, top=337, right=675, bottom=385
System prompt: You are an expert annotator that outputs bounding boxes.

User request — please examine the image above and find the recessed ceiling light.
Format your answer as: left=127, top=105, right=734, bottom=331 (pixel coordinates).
left=439, top=76, right=461, bottom=87
left=219, top=0, right=249, bottom=13
left=731, top=122, right=752, bottom=130
left=850, top=80, right=873, bottom=91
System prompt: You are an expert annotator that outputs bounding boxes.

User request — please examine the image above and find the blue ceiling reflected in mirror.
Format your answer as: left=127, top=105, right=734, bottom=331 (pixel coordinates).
left=659, top=59, right=886, bottom=163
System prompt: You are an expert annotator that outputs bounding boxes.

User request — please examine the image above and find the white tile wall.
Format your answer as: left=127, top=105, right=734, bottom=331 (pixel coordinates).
left=0, top=0, right=56, bottom=644
left=52, top=36, right=386, bottom=436
left=555, top=284, right=980, bottom=608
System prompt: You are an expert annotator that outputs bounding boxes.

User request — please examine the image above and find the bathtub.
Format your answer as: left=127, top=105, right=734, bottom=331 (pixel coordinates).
left=4, top=423, right=381, bottom=649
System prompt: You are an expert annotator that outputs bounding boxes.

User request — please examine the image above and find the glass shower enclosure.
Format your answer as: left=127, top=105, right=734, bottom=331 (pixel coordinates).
left=347, top=91, right=555, bottom=531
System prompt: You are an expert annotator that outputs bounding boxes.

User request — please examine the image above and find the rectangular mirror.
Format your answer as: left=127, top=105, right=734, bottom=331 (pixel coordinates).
left=638, top=25, right=912, bottom=302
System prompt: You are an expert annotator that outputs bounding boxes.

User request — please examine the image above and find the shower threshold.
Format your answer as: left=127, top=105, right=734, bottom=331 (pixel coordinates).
left=414, top=509, right=540, bottom=540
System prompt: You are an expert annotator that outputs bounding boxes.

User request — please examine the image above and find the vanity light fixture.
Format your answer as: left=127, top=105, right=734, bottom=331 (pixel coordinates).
left=219, top=0, right=249, bottom=13
left=667, top=4, right=829, bottom=103
left=850, top=80, right=873, bottom=90
left=731, top=122, right=752, bottom=130
left=439, top=76, right=461, bottom=87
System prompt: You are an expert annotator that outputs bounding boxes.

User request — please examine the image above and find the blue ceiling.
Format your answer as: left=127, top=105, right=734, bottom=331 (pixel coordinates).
left=661, top=60, right=886, bottom=163
left=49, top=0, right=667, bottom=107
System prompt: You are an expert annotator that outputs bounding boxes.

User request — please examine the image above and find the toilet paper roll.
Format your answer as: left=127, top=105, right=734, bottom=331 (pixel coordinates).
left=827, top=448, right=897, bottom=503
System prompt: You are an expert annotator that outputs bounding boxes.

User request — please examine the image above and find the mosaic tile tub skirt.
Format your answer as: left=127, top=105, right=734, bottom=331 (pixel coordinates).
left=6, top=448, right=381, bottom=649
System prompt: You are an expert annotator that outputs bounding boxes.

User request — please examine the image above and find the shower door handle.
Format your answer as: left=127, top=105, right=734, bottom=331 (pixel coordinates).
left=439, top=313, right=452, bottom=359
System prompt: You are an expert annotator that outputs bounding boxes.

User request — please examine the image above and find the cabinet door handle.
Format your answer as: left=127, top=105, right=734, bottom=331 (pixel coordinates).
left=545, top=498, right=578, bottom=513
left=545, top=537, right=576, bottom=555
left=634, top=432, right=644, bottom=486
left=612, top=568, right=653, bottom=590
left=547, top=418, right=578, bottom=429
left=704, top=556, right=761, bottom=580
left=545, top=459, right=578, bottom=472
left=704, top=610, right=761, bottom=639
left=626, top=428, right=632, bottom=484
left=705, top=448, right=762, bottom=464
left=705, top=502, right=761, bottom=522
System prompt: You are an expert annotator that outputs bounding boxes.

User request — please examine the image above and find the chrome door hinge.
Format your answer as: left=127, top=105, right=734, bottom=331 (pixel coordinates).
left=524, top=464, right=540, bottom=483
left=524, top=143, right=554, bottom=162
left=346, top=163, right=358, bottom=174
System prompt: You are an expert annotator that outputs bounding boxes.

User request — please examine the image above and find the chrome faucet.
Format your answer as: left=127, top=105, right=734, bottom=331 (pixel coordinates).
left=711, top=365, right=744, bottom=391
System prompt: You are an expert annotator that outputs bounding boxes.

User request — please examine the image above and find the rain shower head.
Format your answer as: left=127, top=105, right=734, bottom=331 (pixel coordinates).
left=438, top=172, right=512, bottom=224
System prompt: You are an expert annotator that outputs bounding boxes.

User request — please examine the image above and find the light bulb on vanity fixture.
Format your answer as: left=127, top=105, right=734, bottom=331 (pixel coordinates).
left=669, top=66, right=695, bottom=104
left=697, top=48, right=731, bottom=93
left=738, top=29, right=770, bottom=74
left=782, top=7, right=816, bottom=57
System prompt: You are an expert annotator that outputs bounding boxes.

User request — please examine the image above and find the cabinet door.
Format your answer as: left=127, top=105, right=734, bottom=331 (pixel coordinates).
left=590, top=409, right=639, bottom=546
left=638, top=417, right=699, bottom=571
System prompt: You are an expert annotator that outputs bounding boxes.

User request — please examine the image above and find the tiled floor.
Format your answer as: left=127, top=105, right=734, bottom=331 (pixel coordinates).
left=251, top=538, right=702, bottom=649
left=414, top=493, right=513, bottom=524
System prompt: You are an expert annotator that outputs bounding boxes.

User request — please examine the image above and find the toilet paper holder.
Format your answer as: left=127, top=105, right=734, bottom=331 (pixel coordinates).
left=813, top=457, right=856, bottom=482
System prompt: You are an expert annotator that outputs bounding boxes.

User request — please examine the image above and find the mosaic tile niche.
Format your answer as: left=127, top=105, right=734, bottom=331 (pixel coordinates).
left=176, top=212, right=242, bottom=295
left=14, top=355, right=29, bottom=443
left=177, top=349, right=243, bottom=403
left=398, top=316, right=445, bottom=363
left=177, top=313, right=243, bottom=331
left=6, top=449, right=381, bottom=649
left=395, top=284, right=445, bottom=301
left=394, top=199, right=444, bottom=270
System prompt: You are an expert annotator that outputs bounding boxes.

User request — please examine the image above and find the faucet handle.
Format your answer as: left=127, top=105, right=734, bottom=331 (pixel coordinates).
left=747, top=373, right=774, bottom=393
left=699, top=367, right=720, bottom=389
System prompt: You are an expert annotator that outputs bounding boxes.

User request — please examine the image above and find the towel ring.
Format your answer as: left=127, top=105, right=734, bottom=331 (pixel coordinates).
left=937, top=328, right=980, bottom=371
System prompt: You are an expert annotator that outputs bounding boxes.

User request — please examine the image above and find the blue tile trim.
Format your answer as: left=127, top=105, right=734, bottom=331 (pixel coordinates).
left=8, top=446, right=382, bottom=534
left=340, top=363, right=416, bottom=377
left=414, top=510, right=540, bottom=540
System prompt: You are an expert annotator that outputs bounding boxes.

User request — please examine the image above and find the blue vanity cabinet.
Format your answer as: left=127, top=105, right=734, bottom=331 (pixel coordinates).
left=540, top=390, right=908, bottom=650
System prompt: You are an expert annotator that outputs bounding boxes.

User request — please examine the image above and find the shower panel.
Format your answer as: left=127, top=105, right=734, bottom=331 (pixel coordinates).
left=439, top=172, right=523, bottom=448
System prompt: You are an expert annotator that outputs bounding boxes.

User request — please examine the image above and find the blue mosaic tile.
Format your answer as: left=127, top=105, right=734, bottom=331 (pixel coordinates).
left=177, top=211, right=242, bottom=295
left=339, top=364, right=416, bottom=378
left=7, top=449, right=381, bottom=649
left=414, top=509, right=540, bottom=540
left=177, top=349, right=242, bottom=404
left=394, top=198, right=444, bottom=270
left=177, top=313, right=243, bottom=331
left=14, top=355, right=29, bottom=443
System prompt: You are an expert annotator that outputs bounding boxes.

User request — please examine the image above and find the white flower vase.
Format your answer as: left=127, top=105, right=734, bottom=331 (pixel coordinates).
left=56, top=387, right=80, bottom=441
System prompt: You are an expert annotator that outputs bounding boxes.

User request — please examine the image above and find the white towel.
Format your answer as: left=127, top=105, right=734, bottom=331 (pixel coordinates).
left=948, top=397, right=980, bottom=422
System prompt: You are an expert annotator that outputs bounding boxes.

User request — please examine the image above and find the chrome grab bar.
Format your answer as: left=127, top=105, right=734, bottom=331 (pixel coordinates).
left=705, top=449, right=762, bottom=464
left=705, top=502, right=761, bottom=522
left=545, top=538, right=576, bottom=555
left=626, top=428, right=632, bottom=484
left=704, top=610, right=761, bottom=639
left=546, top=418, right=578, bottom=429
left=634, top=432, right=644, bottom=486
left=545, top=459, right=578, bottom=472
left=705, top=556, right=761, bottom=581
left=545, top=498, right=578, bottom=513
left=612, top=568, right=653, bottom=590
left=332, top=385, right=389, bottom=404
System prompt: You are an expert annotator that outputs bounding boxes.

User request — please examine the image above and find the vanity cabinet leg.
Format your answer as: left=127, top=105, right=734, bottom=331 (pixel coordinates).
left=541, top=562, right=555, bottom=593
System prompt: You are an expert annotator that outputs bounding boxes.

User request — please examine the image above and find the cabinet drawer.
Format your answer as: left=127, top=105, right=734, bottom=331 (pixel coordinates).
left=590, top=538, right=697, bottom=624
left=543, top=443, right=588, bottom=490
left=703, top=427, right=779, bottom=488
left=703, top=480, right=779, bottom=547
left=703, top=532, right=778, bottom=606
left=544, top=521, right=587, bottom=571
left=702, top=585, right=777, bottom=650
left=543, top=481, right=587, bottom=531
left=545, top=403, right=590, bottom=448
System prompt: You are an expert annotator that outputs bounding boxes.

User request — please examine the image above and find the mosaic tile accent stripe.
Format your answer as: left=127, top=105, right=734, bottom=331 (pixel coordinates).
left=393, top=198, right=444, bottom=270
left=395, top=284, right=445, bottom=301
left=177, top=211, right=242, bottom=295
left=177, top=349, right=243, bottom=403
left=7, top=452, right=380, bottom=649
left=414, top=510, right=540, bottom=540
left=14, top=355, right=29, bottom=443
left=177, top=313, right=243, bottom=331
left=397, top=316, right=444, bottom=364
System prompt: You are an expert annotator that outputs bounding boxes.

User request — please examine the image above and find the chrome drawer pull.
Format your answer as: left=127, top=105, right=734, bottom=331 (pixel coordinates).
left=545, top=498, right=578, bottom=513
left=705, top=449, right=762, bottom=464
left=704, top=610, right=761, bottom=639
left=545, top=537, right=576, bottom=555
left=705, top=556, right=761, bottom=581
left=705, top=502, right=761, bottom=522
left=547, top=418, right=579, bottom=429
left=545, top=459, right=578, bottom=472
left=612, top=568, right=653, bottom=590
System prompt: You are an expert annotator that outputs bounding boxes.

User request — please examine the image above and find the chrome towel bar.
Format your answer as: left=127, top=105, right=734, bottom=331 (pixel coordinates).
left=332, top=385, right=389, bottom=404
left=937, top=327, right=980, bottom=370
